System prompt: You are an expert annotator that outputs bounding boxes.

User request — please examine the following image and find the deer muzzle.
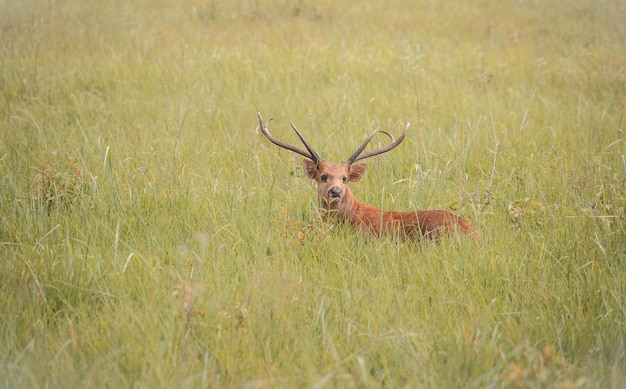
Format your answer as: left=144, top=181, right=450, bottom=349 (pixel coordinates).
left=328, top=187, right=342, bottom=199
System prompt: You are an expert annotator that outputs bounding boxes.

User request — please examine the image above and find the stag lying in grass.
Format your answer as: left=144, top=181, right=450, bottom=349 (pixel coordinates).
left=258, top=113, right=480, bottom=242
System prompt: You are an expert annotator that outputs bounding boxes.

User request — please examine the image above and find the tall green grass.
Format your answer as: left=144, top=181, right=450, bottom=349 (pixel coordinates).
left=1, top=0, right=625, bottom=387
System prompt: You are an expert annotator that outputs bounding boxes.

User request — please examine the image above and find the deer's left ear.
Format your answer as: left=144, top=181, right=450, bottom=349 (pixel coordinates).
left=349, top=163, right=366, bottom=182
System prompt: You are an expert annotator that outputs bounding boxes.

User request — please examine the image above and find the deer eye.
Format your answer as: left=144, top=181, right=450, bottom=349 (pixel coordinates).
left=342, top=176, right=348, bottom=183
left=320, top=174, right=328, bottom=183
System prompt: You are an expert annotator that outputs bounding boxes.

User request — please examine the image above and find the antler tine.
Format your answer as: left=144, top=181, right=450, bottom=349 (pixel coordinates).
left=257, top=112, right=320, bottom=163
left=289, top=121, right=322, bottom=164
left=378, top=130, right=395, bottom=143
left=346, top=128, right=379, bottom=165
left=348, top=121, right=409, bottom=164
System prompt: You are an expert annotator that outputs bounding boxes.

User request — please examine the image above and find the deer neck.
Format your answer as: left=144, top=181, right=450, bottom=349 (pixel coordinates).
left=320, top=187, right=382, bottom=226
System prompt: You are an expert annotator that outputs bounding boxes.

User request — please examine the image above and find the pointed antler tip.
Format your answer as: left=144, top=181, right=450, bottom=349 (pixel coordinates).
left=257, top=115, right=321, bottom=163
left=401, top=121, right=410, bottom=134
left=347, top=120, right=409, bottom=164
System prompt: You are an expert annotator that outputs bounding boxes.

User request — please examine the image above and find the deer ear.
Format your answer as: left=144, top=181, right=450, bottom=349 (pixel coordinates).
left=302, top=159, right=317, bottom=179
left=349, top=163, right=366, bottom=182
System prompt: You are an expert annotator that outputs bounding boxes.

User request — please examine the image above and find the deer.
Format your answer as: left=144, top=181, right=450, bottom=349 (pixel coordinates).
left=257, top=112, right=481, bottom=242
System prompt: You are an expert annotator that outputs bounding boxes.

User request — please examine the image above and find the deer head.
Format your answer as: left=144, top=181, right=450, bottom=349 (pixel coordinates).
left=258, top=113, right=408, bottom=216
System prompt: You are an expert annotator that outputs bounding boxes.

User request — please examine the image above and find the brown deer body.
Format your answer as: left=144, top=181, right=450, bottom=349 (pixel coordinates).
left=258, top=113, right=480, bottom=242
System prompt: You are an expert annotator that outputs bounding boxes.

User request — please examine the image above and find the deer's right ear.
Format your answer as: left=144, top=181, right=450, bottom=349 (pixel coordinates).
left=302, top=159, right=317, bottom=179
left=349, top=163, right=366, bottom=182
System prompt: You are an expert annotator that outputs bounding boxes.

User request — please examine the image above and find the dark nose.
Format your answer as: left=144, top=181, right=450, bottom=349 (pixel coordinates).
left=329, top=187, right=342, bottom=198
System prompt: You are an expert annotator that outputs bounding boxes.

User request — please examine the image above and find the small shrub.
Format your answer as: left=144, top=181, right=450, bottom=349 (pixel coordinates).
left=29, top=157, right=90, bottom=211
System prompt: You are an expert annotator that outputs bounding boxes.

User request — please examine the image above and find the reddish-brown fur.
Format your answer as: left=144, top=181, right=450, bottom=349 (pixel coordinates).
left=258, top=112, right=480, bottom=242
left=303, top=160, right=481, bottom=242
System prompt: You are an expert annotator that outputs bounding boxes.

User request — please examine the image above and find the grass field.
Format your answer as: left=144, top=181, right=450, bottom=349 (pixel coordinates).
left=1, top=0, right=625, bottom=387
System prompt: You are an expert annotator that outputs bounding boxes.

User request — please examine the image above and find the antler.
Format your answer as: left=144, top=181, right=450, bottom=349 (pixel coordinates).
left=257, top=112, right=322, bottom=163
left=346, top=121, right=410, bottom=164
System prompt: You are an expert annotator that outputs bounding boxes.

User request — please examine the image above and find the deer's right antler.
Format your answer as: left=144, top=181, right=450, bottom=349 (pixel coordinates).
left=346, top=122, right=409, bottom=164
left=257, top=112, right=322, bottom=164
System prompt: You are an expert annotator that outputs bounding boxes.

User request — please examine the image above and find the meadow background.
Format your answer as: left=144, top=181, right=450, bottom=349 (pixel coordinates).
left=1, top=0, right=625, bottom=387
